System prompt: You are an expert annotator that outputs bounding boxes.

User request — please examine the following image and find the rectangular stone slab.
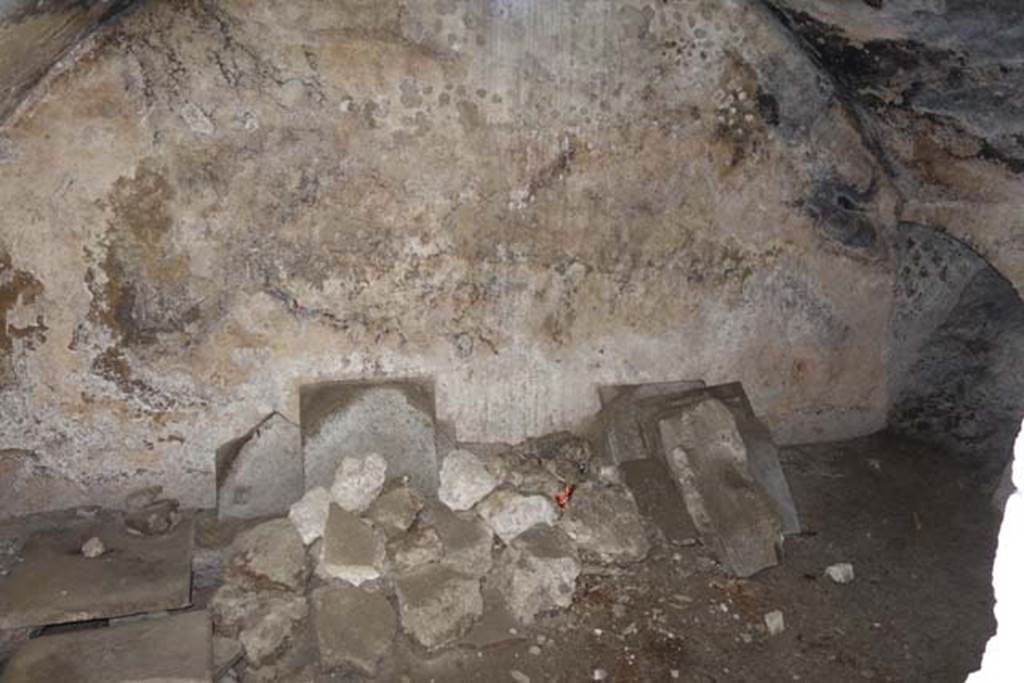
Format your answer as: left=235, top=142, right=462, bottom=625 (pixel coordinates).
left=657, top=400, right=781, bottom=577
left=300, top=378, right=439, bottom=496
left=0, top=610, right=212, bottom=683
left=631, top=383, right=800, bottom=535
left=590, top=379, right=706, bottom=464
left=0, top=511, right=193, bottom=630
left=620, top=457, right=699, bottom=545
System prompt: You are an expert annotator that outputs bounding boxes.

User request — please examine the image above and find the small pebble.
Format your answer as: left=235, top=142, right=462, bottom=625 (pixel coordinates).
left=764, top=610, right=785, bottom=636
left=825, top=563, right=855, bottom=584
left=529, top=645, right=542, bottom=656
left=81, top=536, right=105, bottom=558
left=593, top=669, right=608, bottom=681
left=510, top=670, right=530, bottom=683
left=671, top=670, right=680, bottom=679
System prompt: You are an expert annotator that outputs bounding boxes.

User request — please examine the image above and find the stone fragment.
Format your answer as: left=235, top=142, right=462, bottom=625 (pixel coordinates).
left=438, top=449, right=499, bottom=511
left=312, top=583, right=397, bottom=676
left=591, top=381, right=706, bottom=463
left=366, top=485, right=423, bottom=536
left=301, top=380, right=439, bottom=495
left=421, top=502, right=495, bottom=576
left=510, top=670, right=530, bottom=683
left=0, top=610, right=212, bottom=682
left=764, top=610, right=785, bottom=636
left=317, top=504, right=385, bottom=585
left=217, top=413, right=303, bottom=520
left=388, top=525, right=443, bottom=572
left=395, top=565, right=483, bottom=649
left=558, top=482, right=649, bottom=563
left=493, top=525, right=581, bottom=624
left=226, top=518, right=308, bottom=592
left=824, top=562, right=855, bottom=584
left=658, top=398, right=782, bottom=577
left=81, top=536, right=105, bottom=558
left=458, top=586, right=524, bottom=648
left=330, top=453, right=387, bottom=513
left=238, top=595, right=308, bottom=666
left=476, top=489, right=557, bottom=543
left=288, top=486, right=331, bottom=546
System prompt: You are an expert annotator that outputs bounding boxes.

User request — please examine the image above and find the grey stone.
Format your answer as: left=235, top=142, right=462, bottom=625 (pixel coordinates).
left=316, top=504, right=385, bottom=585
left=288, top=486, right=332, bottom=546
left=824, top=563, right=855, bottom=584
left=238, top=594, right=308, bottom=666
left=0, top=511, right=193, bottom=630
left=388, top=524, right=443, bottom=573
left=0, top=610, right=212, bottom=683
left=476, top=489, right=557, bottom=543
left=438, top=449, right=499, bottom=511
left=558, top=482, right=650, bottom=563
left=329, top=453, right=388, bottom=513
left=301, top=380, right=439, bottom=496
left=421, top=502, right=495, bottom=577
left=458, top=586, right=525, bottom=648
left=312, top=583, right=396, bottom=676
left=620, top=457, right=699, bottom=546
left=493, top=525, right=581, bottom=624
left=366, top=485, right=423, bottom=536
left=395, top=565, right=483, bottom=649
left=226, top=518, right=309, bottom=592
left=217, top=412, right=303, bottom=521
left=658, top=398, right=782, bottom=578
left=591, top=381, right=707, bottom=464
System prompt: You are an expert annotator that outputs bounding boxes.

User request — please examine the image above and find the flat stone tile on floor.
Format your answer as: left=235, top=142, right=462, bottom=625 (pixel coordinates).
left=0, top=511, right=193, bottom=630
left=300, top=379, right=440, bottom=496
left=0, top=609, right=212, bottom=683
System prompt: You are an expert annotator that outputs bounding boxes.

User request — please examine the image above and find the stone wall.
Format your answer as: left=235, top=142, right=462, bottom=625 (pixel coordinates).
left=0, top=0, right=920, bottom=516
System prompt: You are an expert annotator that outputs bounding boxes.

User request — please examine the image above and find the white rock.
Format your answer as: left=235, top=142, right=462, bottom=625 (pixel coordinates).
left=288, top=487, right=332, bottom=545
left=764, top=610, right=785, bottom=636
left=824, top=562, right=855, bottom=584
left=438, top=450, right=498, bottom=511
left=476, top=490, right=557, bottom=543
left=330, top=454, right=387, bottom=513
left=81, top=536, right=105, bottom=558
left=510, top=670, right=530, bottom=683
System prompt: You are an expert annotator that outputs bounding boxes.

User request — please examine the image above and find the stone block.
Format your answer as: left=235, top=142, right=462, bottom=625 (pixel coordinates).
left=438, top=449, right=499, bottom=511
left=395, top=564, right=483, bottom=649
left=217, top=413, right=303, bottom=520
left=366, top=484, right=423, bottom=536
left=657, top=397, right=782, bottom=577
left=475, top=490, right=557, bottom=544
left=493, top=525, right=580, bottom=624
left=420, top=502, right=495, bottom=577
left=558, top=481, right=650, bottom=563
left=312, top=583, right=396, bottom=676
left=226, top=518, right=309, bottom=592
left=620, top=457, right=699, bottom=545
left=301, top=379, right=439, bottom=496
left=316, top=504, right=385, bottom=586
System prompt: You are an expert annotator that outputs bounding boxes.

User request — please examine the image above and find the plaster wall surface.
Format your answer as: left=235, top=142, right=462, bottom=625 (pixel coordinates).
left=0, top=0, right=901, bottom=516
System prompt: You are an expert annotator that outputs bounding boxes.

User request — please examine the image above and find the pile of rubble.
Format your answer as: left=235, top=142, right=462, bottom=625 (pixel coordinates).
left=211, top=431, right=650, bottom=679
left=0, top=379, right=802, bottom=681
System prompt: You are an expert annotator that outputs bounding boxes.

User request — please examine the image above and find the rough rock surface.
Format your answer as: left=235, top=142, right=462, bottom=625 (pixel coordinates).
left=288, top=486, right=331, bottom=546
left=316, top=504, right=385, bottom=586
left=388, top=525, right=443, bottom=573
left=558, top=482, right=650, bottom=563
left=493, top=525, right=581, bottom=625
left=217, top=412, right=302, bottom=520
left=226, top=519, right=308, bottom=592
left=238, top=595, right=308, bottom=666
left=312, top=583, right=396, bottom=676
left=328, top=454, right=387, bottom=513
left=438, top=449, right=499, bottom=511
left=395, top=565, right=484, bottom=649
left=0, top=0, right=912, bottom=517
left=476, top=490, right=558, bottom=543
left=421, top=503, right=495, bottom=577
left=366, top=485, right=423, bottom=537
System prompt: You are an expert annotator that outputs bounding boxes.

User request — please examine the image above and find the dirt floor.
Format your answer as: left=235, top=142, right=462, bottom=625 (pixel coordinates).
left=381, top=432, right=1000, bottom=683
